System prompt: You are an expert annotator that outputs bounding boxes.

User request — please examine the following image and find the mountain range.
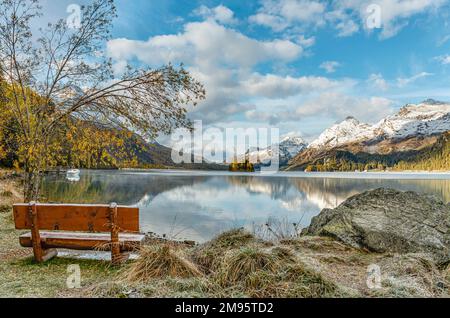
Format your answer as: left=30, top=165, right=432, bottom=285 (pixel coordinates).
left=239, top=135, right=307, bottom=166
left=128, top=99, right=449, bottom=172
left=287, top=99, right=450, bottom=171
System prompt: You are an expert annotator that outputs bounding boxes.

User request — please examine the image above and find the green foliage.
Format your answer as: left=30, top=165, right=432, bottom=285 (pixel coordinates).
left=304, top=157, right=387, bottom=172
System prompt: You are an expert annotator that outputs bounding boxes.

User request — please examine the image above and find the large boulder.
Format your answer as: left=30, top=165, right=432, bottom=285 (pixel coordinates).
left=302, top=188, right=450, bottom=261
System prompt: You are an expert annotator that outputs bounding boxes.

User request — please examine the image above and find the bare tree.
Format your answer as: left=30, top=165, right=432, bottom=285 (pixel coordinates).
left=0, top=0, right=205, bottom=201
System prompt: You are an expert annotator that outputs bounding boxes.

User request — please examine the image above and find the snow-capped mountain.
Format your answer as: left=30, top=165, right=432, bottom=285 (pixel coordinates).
left=308, top=99, right=450, bottom=151
left=308, top=117, right=377, bottom=150
left=374, top=99, right=450, bottom=139
left=288, top=99, right=450, bottom=171
left=241, top=135, right=307, bottom=165
left=279, top=136, right=308, bottom=159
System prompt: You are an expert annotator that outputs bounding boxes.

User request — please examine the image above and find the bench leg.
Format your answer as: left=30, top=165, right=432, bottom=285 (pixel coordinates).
left=110, top=203, right=126, bottom=266
left=28, top=202, right=58, bottom=263
left=29, top=202, right=44, bottom=263
left=41, top=249, right=58, bottom=262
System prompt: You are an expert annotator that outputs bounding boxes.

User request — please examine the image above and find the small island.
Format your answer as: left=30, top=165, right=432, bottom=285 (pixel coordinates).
left=228, top=159, right=256, bottom=172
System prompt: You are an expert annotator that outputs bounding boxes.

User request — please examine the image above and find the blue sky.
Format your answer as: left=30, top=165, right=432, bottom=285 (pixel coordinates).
left=42, top=0, right=450, bottom=141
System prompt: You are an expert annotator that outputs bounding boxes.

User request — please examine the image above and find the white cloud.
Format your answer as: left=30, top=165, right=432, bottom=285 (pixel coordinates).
left=107, top=20, right=302, bottom=70
left=106, top=6, right=399, bottom=132
left=243, top=73, right=339, bottom=98
left=250, top=0, right=446, bottom=39
left=397, top=72, right=433, bottom=87
left=296, top=93, right=394, bottom=123
left=245, top=92, right=394, bottom=125
left=194, top=5, right=238, bottom=25
left=320, top=61, right=341, bottom=73
left=248, top=13, right=288, bottom=32
left=368, top=73, right=389, bottom=91
left=249, top=0, right=326, bottom=31
left=325, top=9, right=360, bottom=37
left=435, top=54, right=450, bottom=65
left=278, top=0, right=326, bottom=24
left=107, top=19, right=313, bottom=123
left=297, top=35, right=316, bottom=47
left=437, top=35, right=450, bottom=47
left=333, top=0, right=446, bottom=39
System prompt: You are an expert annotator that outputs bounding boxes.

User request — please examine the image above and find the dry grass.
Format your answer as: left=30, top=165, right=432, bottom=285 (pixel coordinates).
left=121, top=244, right=202, bottom=283
left=214, top=246, right=279, bottom=287
left=192, top=228, right=258, bottom=273
left=371, top=253, right=450, bottom=298
left=106, top=230, right=347, bottom=298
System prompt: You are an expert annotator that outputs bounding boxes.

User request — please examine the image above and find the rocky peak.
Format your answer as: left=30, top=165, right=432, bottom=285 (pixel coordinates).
left=376, top=100, right=450, bottom=138
left=421, top=98, right=448, bottom=105
left=239, top=134, right=307, bottom=166
left=308, top=117, right=376, bottom=150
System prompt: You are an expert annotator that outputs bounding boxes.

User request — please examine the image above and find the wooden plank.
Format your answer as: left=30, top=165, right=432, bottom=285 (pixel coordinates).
left=19, top=232, right=145, bottom=251
left=14, top=204, right=140, bottom=233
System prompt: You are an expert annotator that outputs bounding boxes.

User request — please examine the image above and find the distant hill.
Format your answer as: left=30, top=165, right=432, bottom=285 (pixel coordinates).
left=122, top=134, right=227, bottom=170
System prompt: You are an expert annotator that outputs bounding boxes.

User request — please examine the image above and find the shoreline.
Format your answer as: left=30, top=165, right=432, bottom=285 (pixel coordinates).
left=117, top=168, right=450, bottom=179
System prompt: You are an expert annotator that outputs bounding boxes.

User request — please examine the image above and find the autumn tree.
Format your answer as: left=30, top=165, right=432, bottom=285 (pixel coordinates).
left=0, top=0, right=205, bottom=201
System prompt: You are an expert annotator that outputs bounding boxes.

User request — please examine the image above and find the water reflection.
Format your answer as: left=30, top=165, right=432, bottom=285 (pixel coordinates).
left=42, top=170, right=450, bottom=243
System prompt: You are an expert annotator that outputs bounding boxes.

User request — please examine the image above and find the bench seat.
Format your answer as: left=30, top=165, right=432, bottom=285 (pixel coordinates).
left=19, top=231, right=145, bottom=251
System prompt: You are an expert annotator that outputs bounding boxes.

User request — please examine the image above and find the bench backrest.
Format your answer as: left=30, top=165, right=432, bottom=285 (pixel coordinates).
left=13, top=203, right=140, bottom=233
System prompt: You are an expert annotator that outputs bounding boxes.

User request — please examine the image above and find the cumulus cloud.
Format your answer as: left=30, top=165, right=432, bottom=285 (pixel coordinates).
left=194, top=5, right=238, bottom=25
left=249, top=0, right=326, bottom=31
left=242, top=73, right=339, bottom=99
left=108, top=19, right=318, bottom=123
left=245, top=92, right=394, bottom=125
left=249, top=13, right=288, bottom=32
left=107, top=20, right=302, bottom=70
left=295, top=93, right=394, bottom=123
left=249, top=0, right=446, bottom=39
left=320, top=61, right=341, bottom=73
left=106, top=5, right=397, bottom=133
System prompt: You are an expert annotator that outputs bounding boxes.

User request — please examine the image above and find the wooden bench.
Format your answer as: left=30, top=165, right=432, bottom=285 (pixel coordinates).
left=13, top=202, right=145, bottom=265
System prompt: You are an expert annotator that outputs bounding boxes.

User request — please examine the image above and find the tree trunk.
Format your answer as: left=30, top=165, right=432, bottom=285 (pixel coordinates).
left=23, top=166, right=42, bottom=203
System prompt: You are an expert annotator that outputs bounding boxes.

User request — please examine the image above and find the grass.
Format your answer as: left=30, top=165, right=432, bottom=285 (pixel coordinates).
left=0, top=257, right=114, bottom=298
left=98, top=230, right=351, bottom=298
left=215, top=246, right=280, bottom=286
left=191, top=228, right=260, bottom=273
left=121, top=245, right=202, bottom=283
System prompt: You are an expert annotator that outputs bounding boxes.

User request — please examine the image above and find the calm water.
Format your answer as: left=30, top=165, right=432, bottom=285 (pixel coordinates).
left=41, top=170, right=450, bottom=243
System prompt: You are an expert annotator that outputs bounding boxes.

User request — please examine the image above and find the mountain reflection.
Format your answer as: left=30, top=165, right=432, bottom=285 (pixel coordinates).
left=42, top=170, right=450, bottom=243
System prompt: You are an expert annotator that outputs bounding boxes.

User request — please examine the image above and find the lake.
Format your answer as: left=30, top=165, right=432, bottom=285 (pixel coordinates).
left=41, top=170, right=450, bottom=243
